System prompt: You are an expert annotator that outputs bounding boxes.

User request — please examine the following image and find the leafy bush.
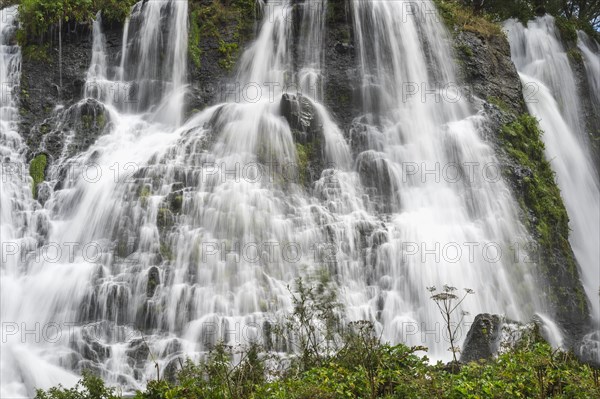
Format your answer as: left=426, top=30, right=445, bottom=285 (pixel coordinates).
left=35, top=371, right=120, bottom=399
left=34, top=277, right=600, bottom=398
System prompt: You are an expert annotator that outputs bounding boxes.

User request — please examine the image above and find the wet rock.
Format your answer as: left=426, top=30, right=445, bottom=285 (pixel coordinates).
left=577, top=330, right=600, bottom=367
left=36, top=181, right=52, bottom=206
left=163, top=357, right=184, bottom=383
left=186, top=1, right=257, bottom=118
left=280, top=93, right=327, bottom=186
left=63, top=98, right=110, bottom=157
left=356, top=150, right=397, bottom=212
left=461, top=313, right=503, bottom=363
left=280, top=93, right=322, bottom=144
left=19, top=21, right=123, bottom=154
left=157, top=208, right=175, bottom=232
left=126, top=338, right=150, bottom=368
left=455, top=31, right=526, bottom=116
left=147, top=266, right=160, bottom=297
left=323, top=0, right=360, bottom=131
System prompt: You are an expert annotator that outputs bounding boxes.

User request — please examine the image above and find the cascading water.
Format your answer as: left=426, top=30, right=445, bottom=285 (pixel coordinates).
left=578, top=31, right=600, bottom=116
left=1, top=0, right=578, bottom=395
left=1, top=5, right=82, bottom=397
left=504, top=16, right=600, bottom=322
left=347, top=0, right=548, bottom=356
left=504, top=15, right=600, bottom=361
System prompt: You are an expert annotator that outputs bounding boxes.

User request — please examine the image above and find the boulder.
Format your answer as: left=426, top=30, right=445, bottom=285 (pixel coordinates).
left=461, top=313, right=503, bottom=362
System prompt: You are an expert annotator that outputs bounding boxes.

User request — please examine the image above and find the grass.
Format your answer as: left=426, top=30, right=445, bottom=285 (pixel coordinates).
left=433, top=0, right=503, bottom=37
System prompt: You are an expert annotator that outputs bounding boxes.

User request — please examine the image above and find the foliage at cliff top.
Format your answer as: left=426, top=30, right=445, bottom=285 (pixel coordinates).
left=452, top=0, right=599, bottom=40
left=18, top=0, right=136, bottom=42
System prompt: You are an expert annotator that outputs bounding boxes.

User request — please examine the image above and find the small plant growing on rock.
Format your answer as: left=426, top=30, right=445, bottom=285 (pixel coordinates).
left=427, top=285, right=474, bottom=364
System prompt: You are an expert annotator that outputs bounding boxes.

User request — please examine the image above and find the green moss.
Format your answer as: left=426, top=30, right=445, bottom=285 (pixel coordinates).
left=96, top=113, right=106, bottom=129
left=81, top=114, right=93, bottom=130
left=457, top=43, right=473, bottom=57
left=217, top=40, right=238, bottom=71
left=159, top=243, right=173, bottom=261
left=188, top=9, right=202, bottom=68
left=188, top=0, right=256, bottom=72
left=567, top=48, right=583, bottom=64
left=295, top=142, right=312, bottom=186
left=169, top=194, right=183, bottom=213
left=29, top=153, right=47, bottom=198
left=500, top=115, right=569, bottom=247
left=499, top=114, right=588, bottom=319
left=487, top=96, right=510, bottom=113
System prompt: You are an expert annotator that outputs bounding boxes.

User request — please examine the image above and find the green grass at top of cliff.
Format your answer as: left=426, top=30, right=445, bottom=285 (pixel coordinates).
left=433, top=0, right=503, bottom=37
left=18, top=0, right=136, bottom=44
left=29, top=153, right=47, bottom=198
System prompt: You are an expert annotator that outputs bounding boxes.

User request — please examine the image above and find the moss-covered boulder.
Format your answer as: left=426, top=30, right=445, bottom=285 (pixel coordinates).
left=280, top=93, right=326, bottom=186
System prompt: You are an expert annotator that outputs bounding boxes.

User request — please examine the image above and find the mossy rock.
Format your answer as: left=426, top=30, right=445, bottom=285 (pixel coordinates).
left=29, top=153, right=47, bottom=198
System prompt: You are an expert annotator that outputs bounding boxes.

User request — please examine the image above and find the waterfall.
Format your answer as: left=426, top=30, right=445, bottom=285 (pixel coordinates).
left=1, top=0, right=582, bottom=394
left=578, top=31, right=600, bottom=112
left=504, top=16, right=600, bottom=326
left=1, top=5, right=82, bottom=397
left=346, top=0, right=547, bottom=358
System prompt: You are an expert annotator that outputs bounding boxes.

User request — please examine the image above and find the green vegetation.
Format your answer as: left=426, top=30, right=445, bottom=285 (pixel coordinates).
left=35, top=371, right=120, bottom=399
left=218, top=40, right=239, bottom=70
left=487, top=96, right=511, bottom=113
left=29, top=153, right=47, bottom=198
left=433, top=0, right=503, bottom=37
left=555, top=15, right=580, bottom=41
left=457, top=43, right=474, bottom=57
left=295, top=143, right=310, bottom=185
left=18, top=0, right=136, bottom=44
left=21, top=43, right=51, bottom=62
left=500, top=115, right=569, bottom=249
left=567, top=47, right=584, bottom=63
left=499, top=114, right=587, bottom=315
left=35, top=277, right=600, bottom=399
left=437, top=1, right=599, bottom=41
left=188, top=8, right=202, bottom=68
left=188, top=0, right=257, bottom=71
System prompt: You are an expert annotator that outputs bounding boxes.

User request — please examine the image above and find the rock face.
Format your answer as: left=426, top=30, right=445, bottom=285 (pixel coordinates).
left=40, top=98, right=110, bottom=162
left=455, top=30, right=526, bottom=116
left=19, top=21, right=123, bottom=156
left=323, top=0, right=360, bottom=131
left=186, top=0, right=257, bottom=117
left=356, top=150, right=397, bottom=212
left=280, top=93, right=322, bottom=144
left=461, top=313, right=503, bottom=363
